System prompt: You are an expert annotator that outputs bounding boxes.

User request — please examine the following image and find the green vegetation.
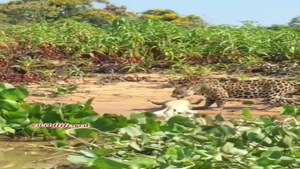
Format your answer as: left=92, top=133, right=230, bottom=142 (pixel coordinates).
left=0, top=0, right=299, bottom=83
left=0, top=19, right=300, bottom=81
left=0, top=83, right=299, bottom=168
left=141, top=9, right=207, bottom=27
left=0, top=0, right=300, bottom=168
left=4, top=18, right=300, bottom=60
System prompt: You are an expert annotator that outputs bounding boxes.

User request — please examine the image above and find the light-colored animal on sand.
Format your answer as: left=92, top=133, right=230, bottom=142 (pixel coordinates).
left=147, top=98, right=203, bottom=120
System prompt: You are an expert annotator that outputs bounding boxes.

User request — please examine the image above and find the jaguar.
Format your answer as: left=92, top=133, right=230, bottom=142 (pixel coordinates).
left=171, top=79, right=300, bottom=110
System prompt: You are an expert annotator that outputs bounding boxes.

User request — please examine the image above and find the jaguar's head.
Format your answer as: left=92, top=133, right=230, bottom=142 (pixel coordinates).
left=171, top=85, right=195, bottom=99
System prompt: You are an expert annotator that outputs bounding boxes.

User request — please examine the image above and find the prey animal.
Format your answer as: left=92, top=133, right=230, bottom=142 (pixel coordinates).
left=147, top=98, right=203, bottom=120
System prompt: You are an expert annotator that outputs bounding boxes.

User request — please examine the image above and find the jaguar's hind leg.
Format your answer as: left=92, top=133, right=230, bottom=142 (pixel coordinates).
left=262, top=95, right=300, bottom=110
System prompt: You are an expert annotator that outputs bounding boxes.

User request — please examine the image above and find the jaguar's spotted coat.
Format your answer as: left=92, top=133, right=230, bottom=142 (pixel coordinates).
left=171, top=79, right=300, bottom=110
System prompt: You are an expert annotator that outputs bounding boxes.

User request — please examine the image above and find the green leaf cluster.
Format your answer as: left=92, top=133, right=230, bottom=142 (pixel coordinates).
left=0, top=82, right=299, bottom=168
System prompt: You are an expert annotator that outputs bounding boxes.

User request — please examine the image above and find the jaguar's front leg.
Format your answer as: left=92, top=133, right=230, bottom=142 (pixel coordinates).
left=199, top=98, right=216, bottom=110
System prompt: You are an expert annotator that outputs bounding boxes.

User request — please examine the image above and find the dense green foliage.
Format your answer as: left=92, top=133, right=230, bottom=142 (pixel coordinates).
left=0, top=82, right=300, bottom=168
left=141, top=9, right=207, bottom=27
left=1, top=19, right=300, bottom=67
left=0, top=0, right=206, bottom=27
left=0, top=0, right=299, bottom=79
left=1, top=1, right=300, bottom=168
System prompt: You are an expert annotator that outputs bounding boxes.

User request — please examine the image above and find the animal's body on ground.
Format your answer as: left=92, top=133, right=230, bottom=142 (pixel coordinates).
left=147, top=98, right=203, bottom=120
left=171, top=79, right=300, bottom=110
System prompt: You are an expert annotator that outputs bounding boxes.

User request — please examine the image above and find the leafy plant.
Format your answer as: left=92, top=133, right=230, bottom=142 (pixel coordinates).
left=0, top=82, right=299, bottom=168
left=48, top=84, right=78, bottom=97
left=65, top=107, right=300, bottom=169
left=0, top=18, right=300, bottom=81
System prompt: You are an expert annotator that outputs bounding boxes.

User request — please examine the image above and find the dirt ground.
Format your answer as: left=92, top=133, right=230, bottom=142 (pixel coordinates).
left=24, top=73, right=285, bottom=118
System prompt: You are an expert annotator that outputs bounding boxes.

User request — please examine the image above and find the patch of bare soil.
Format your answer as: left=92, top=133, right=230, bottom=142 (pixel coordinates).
left=25, top=73, right=285, bottom=118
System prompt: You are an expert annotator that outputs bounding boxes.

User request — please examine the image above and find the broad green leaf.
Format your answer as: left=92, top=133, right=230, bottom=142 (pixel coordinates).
left=0, top=83, right=15, bottom=92
left=92, top=157, right=130, bottom=169
left=130, top=112, right=148, bottom=119
left=0, top=87, right=29, bottom=101
left=84, top=97, right=94, bottom=107
left=75, top=128, right=98, bottom=138
left=92, top=149, right=114, bottom=157
left=248, top=166, right=264, bottom=169
left=246, top=128, right=272, bottom=144
left=231, top=148, right=248, bottom=155
left=220, top=121, right=235, bottom=128
left=190, top=135, right=210, bottom=142
left=217, top=125, right=236, bottom=137
left=41, top=109, right=64, bottom=123
left=281, top=105, right=299, bottom=116
left=126, top=158, right=158, bottom=169
left=93, top=115, right=128, bottom=131
left=8, top=118, right=30, bottom=126
left=142, top=117, right=160, bottom=133
left=78, top=115, right=99, bottom=124
left=4, top=111, right=28, bottom=118
left=221, top=141, right=247, bottom=155
left=215, top=114, right=226, bottom=121
left=165, top=147, right=178, bottom=160
left=81, top=97, right=95, bottom=113
left=0, top=100, right=20, bottom=111
left=278, top=156, right=296, bottom=166
left=221, top=142, right=235, bottom=154
left=292, top=151, right=300, bottom=158
left=282, top=135, right=293, bottom=147
left=79, top=150, right=98, bottom=158
left=261, top=151, right=282, bottom=159
left=0, top=116, right=7, bottom=127
left=41, top=128, right=51, bottom=137
left=129, top=141, right=142, bottom=151
left=120, top=126, right=143, bottom=137
left=256, top=157, right=276, bottom=167
left=67, top=155, right=95, bottom=165
left=214, top=153, right=222, bottom=161
left=226, top=138, right=245, bottom=148
left=167, top=116, right=196, bottom=128
left=284, top=131, right=299, bottom=139
left=3, top=126, right=15, bottom=134
left=0, top=129, right=6, bottom=134
left=54, top=128, right=67, bottom=139
left=241, top=108, right=253, bottom=118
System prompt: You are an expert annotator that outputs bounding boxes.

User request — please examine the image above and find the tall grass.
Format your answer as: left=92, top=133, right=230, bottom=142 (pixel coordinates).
left=1, top=18, right=300, bottom=64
